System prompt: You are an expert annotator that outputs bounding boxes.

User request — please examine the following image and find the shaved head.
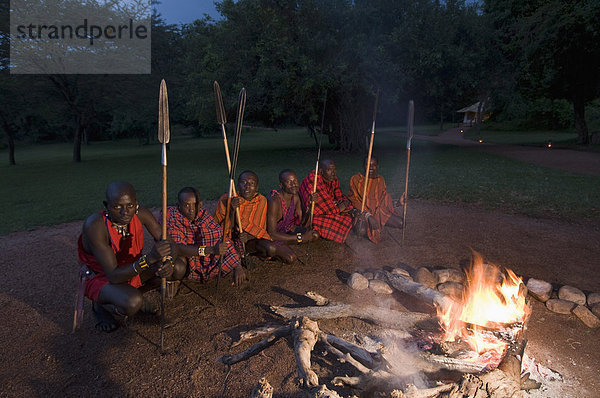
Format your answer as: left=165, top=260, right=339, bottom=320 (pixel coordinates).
left=105, top=181, right=136, bottom=203
left=319, top=158, right=334, bottom=170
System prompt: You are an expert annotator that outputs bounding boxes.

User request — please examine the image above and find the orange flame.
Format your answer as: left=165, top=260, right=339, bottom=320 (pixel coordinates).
left=438, top=252, right=528, bottom=364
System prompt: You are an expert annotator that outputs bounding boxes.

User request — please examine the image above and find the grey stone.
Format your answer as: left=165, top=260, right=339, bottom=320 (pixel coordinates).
left=373, top=271, right=386, bottom=280
left=369, top=279, right=393, bottom=295
left=558, top=285, right=586, bottom=305
left=526, top=278, right=553, bottom=303
left=362, top=272, right=374, bottom=280
left=545, top=299, right=576, bottom=314
left=433, top=268, right=465, bottom=285
left=347, top=272, right=369, bottom=290
left=591, top=303, right=600, bottom=318
left=414, top=267, right=437, bottom=289
left=587, top=292, right=600, bottom=307
left=391, top=267, right=412, bottom=280
left=572, top=305, right=600, bottom=328
left=437, top=282, right=464, bottom=301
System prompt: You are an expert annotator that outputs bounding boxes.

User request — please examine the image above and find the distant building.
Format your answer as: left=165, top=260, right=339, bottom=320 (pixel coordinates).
left=457, top=102, right=490, bottom=125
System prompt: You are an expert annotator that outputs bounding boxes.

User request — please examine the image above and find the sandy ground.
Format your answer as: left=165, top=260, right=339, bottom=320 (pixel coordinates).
left=0, top=133, right=599, bottom=397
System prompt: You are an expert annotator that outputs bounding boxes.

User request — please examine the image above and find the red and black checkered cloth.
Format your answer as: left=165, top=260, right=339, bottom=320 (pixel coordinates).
left=299, top=170, right=354, bottom=243
left=166, top=206, right=240, bottom=282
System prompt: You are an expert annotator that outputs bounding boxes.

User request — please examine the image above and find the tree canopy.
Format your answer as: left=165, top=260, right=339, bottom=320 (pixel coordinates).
left=1, top=0, right=598, bottom=164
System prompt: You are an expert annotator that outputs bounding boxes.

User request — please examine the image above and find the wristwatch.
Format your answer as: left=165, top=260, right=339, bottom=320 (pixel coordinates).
left=296, top=233, right=303, bottom=244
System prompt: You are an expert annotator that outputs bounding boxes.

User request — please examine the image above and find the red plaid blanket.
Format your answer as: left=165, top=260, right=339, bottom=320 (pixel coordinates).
left=166, top=206, right=239, bottom=282
left=299, top=170, right=354, bottom=243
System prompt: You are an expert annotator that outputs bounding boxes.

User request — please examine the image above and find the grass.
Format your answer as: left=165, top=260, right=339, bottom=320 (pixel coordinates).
left=1, top=127, right=599, bottom=235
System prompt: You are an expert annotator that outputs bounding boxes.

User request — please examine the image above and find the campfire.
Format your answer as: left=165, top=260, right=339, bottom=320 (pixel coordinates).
left=222, top=253, right=547, bottom=398
left=436, top=252, right=530, bottom=368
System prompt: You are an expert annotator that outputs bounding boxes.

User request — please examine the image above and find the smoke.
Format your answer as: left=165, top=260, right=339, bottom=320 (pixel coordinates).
left=377, top=330, right=432, bottom=390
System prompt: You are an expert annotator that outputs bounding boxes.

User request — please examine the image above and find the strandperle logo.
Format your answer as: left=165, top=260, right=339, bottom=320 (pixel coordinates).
left=15, top=18, right=149, bottom=46
left=10, top=0, right=151, bottom=74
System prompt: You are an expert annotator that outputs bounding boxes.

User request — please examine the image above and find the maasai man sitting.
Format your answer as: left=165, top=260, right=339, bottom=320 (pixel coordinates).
left=165, top=187, right=246, bottom=286
left=77, top=181, right=182, bottom=332
left=216, top=171, right=291, bottom=263
left=347, top=156, right=406, bottom=243
left=299, top=159, right=359, bottom=243
left=266, top=169, right=320, bottom=263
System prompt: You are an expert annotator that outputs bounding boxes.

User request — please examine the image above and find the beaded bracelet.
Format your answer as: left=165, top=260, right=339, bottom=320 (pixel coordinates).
left=132, top=255, right=149, bottom=274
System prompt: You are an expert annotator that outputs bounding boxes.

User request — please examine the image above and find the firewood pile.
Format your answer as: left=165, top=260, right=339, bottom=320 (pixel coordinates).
left=218, top=274, right=543, bottom=397
left=216, top=254, right=585, bottom=397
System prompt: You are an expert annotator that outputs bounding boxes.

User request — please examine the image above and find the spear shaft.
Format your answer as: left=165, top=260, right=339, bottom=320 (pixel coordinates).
left=216, top=88, right=246, bottom=301
left=158, top=79, right=171, bottom=350
left=214, top=81, right=244, bottom=235
left=309, top=89, right=328, bottom=227
left=402, top=100, right=414, bottom=246
left=360, top=89, right=380, bottom=212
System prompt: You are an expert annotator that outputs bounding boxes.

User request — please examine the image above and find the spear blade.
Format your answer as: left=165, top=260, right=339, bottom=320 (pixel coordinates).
left=407, top=100, right=414, bottom=150
left=214, top=81, right=227, bottom=125
left=230, top=88, right=246, bottom=181
left=158, top=79, right=170, bottom=145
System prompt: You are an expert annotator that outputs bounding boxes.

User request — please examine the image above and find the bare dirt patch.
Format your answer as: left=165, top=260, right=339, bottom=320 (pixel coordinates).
left=0, top=198, right=598, bottom=397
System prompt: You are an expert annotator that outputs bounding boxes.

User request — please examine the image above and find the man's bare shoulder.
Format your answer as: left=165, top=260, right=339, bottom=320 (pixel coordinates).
left=82, top=212, right=104, bottom=233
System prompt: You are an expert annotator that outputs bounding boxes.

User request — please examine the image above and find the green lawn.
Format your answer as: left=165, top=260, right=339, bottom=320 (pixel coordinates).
left=1, top=127, right=599, bottom=235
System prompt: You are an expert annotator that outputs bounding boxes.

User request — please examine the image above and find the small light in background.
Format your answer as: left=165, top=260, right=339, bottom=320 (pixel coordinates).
left=478, top=138, right=483, bottom=143
left=459, top=128, right=464, bottom=134
left=547, top=140, right=552, bottom=148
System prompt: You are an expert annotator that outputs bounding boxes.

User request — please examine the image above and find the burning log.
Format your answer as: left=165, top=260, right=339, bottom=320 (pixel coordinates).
left=419, top=352, right=491, bottom=373
left=385, top=271, right=458, bottom=312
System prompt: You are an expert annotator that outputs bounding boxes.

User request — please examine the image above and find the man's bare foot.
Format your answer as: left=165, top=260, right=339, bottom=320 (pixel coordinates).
left=92, top=302, right=119, bottom=333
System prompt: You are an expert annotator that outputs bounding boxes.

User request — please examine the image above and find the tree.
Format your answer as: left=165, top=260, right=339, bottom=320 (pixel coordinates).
left=485, top=0, right=600, bottom=144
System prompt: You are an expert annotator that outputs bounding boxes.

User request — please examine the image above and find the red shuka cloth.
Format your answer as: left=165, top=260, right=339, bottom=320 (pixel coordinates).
left=77, top=212, right=144, bottom=302
left=299, top=170, right=354, bottom=243
left=348, top=173, right=399, bottom=243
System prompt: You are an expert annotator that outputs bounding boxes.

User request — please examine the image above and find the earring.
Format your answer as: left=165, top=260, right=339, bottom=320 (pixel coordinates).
left=135, top=205, right=139, bottom=214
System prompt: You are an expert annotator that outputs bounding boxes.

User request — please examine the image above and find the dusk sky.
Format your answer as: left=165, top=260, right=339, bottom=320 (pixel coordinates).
left=154, top=0, right=221, bottom=25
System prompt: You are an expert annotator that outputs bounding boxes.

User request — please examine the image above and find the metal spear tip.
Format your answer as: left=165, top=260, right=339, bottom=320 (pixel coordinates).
left=158, top=79, right=170, bottom=144
left=214, top=81, right=227, bottom=125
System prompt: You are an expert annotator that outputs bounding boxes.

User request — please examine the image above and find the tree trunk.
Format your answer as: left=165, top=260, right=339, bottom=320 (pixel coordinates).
left=7, top=130, right=15, bottom=165
left=440, top=108, right=444, bottom=131
left=573, top=97, right=589, bottom=145
left=0, top=113, right=16, bottom=165
left=73, top=116, right=83, bottom=162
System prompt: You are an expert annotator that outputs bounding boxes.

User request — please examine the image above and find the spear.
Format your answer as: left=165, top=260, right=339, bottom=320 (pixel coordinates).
left=360, top=89, right=380, bottom=212
left=402, top=100, right=414, bottom=246
left=215, top=87, right=246, bottom=300
left=157, top=79, right=170, bottom=350
left=214, top=81, right=246, bottom=263
left=309, top=89, right=328, bottom=227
